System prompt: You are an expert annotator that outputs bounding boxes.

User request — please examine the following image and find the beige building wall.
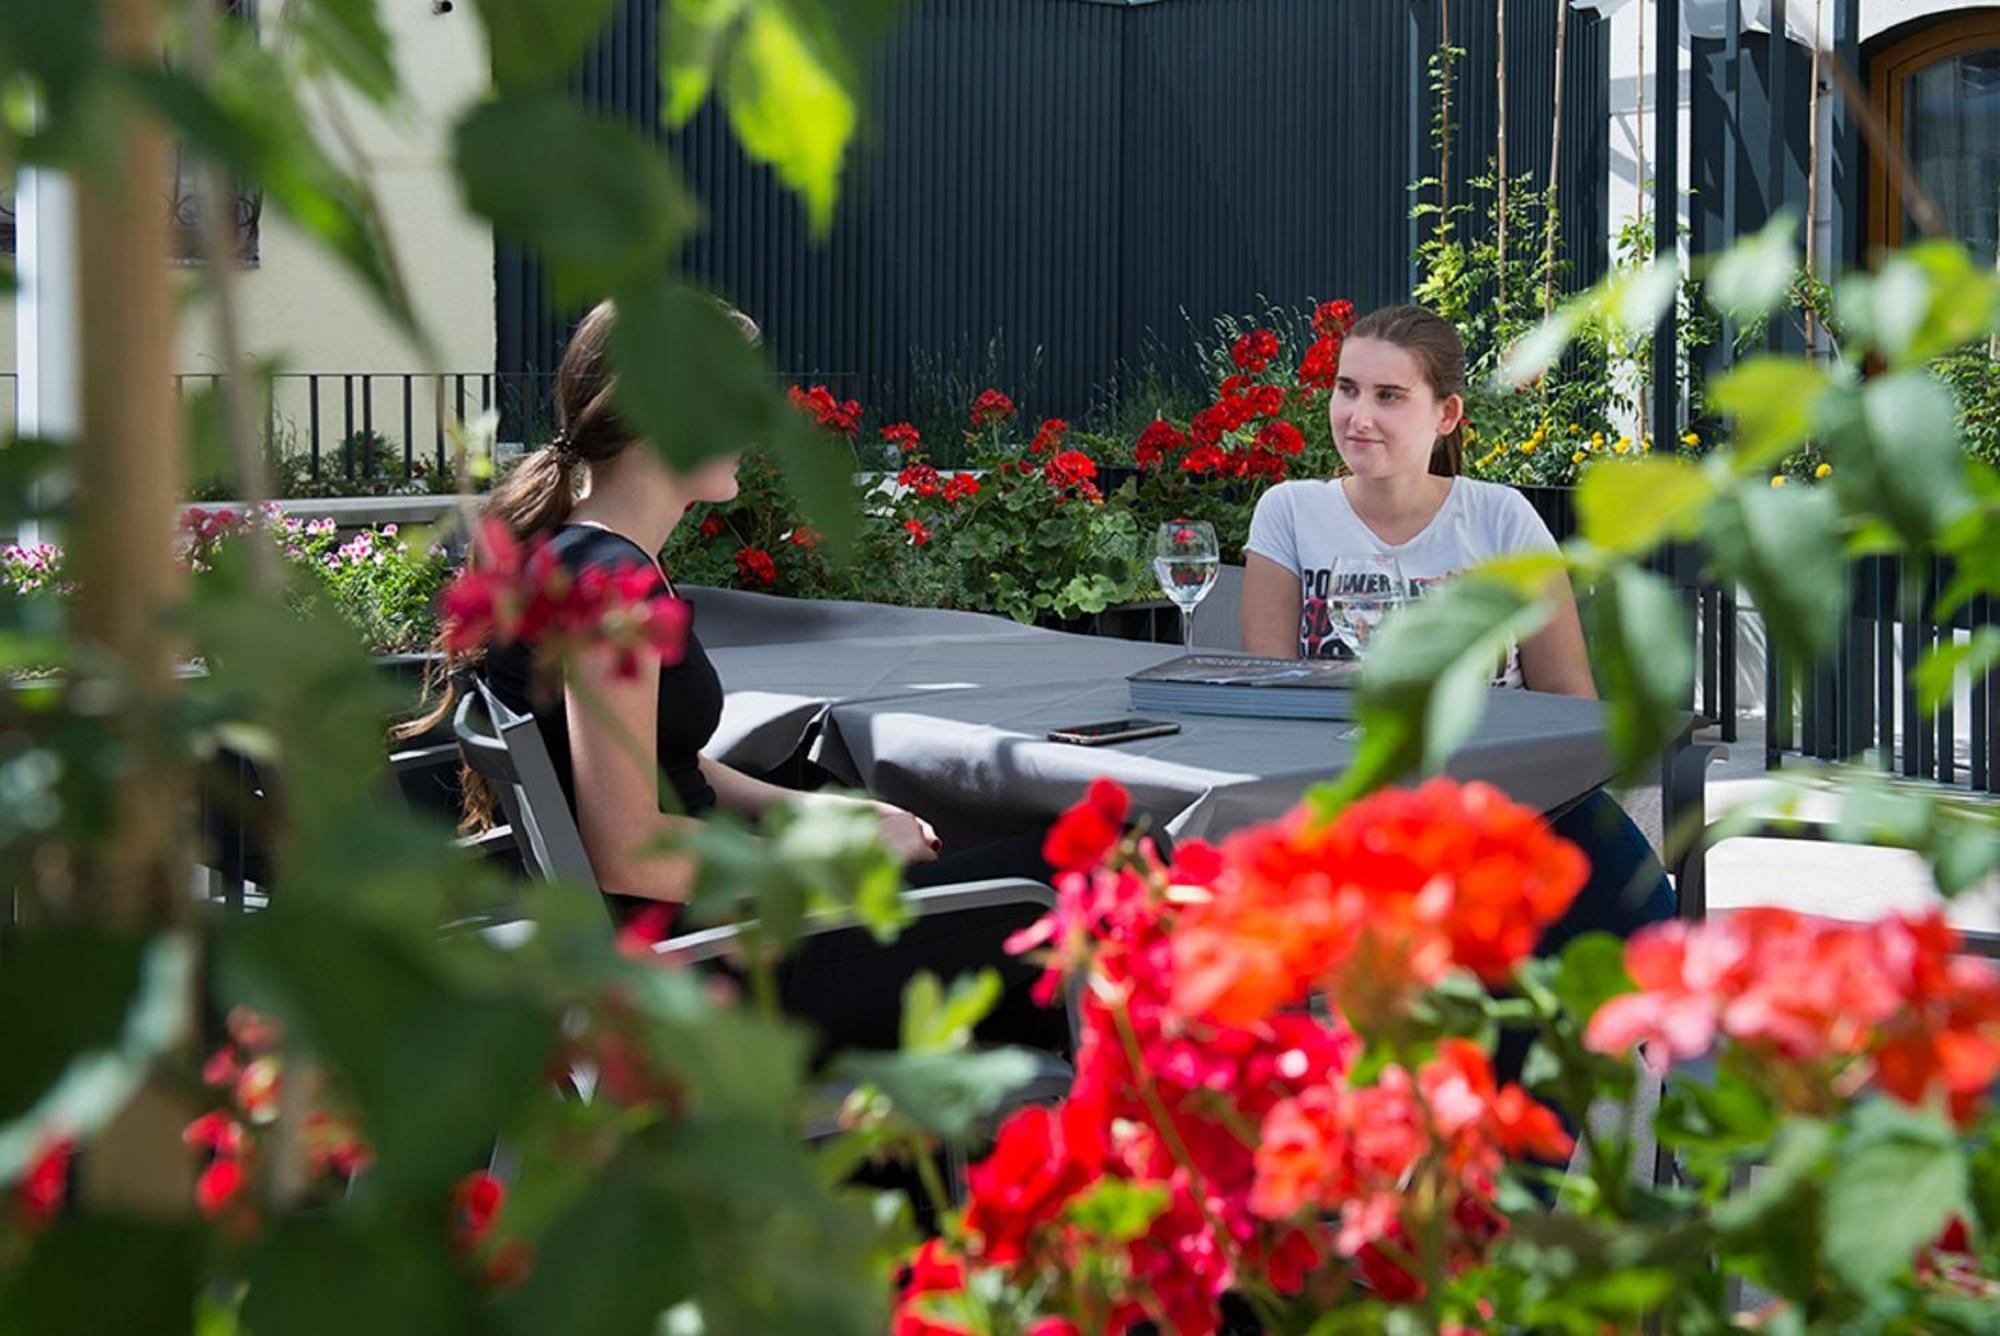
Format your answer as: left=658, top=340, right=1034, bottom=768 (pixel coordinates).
left=5, top=3, right=493, bottom=466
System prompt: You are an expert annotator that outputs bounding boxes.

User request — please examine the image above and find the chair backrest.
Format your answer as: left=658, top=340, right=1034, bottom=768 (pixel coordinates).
left=453, top=679, right=602, bottom=894
left=1189, top=563, right=1247, bottom=651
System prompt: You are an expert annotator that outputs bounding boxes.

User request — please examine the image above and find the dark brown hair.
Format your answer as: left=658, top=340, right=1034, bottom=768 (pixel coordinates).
left=1343, top=304, right=1468, bottom=477
left=393, top=297, right=759, bottom=831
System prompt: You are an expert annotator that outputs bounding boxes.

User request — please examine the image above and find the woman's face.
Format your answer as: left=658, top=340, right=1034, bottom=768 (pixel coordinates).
left=1328, top=337, right=1462, bottom=481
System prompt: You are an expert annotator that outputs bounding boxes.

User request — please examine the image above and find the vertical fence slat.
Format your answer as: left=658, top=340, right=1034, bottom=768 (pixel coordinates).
left=308, top=374, right=322, bottom=480
left=1934, top=561, right=1953, bottom=785
left=403, top=376, right=415, bottom=475
left=1877, top=555, right=1896, bottom=763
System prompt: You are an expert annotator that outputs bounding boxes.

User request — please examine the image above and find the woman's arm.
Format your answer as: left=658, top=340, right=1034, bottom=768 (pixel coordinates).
left=564, top=647, right=703, bottom=903
left=1516, top=574, right=1598, bottom=699
left=1242, top=552, right=1303, bottom=658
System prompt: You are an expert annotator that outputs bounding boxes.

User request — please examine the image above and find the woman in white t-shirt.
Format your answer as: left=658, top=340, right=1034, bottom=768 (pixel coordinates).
left=1242, top=304, right=1673, bottom=966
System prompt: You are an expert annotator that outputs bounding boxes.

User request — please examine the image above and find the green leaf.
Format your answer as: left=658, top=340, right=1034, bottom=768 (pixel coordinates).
left=1822, top=1099, right=1967, bottom=1293
left=1496, top=305, right=1582, bottom=388
left=1655, top=1057, right=1779, bottom=1155
left=1706, top=356, right=1836, bottom=472
left=1836, top=241, right=2000, bottom=370
left=0, top=1217, right=200, bottom=1336
left=1065, top=1178, right=1169, bottom=1244
left=1704, top=483, right=1846, bottom=663
left=499, top=1172, right=702, bottom=1336
left=898, top=969, right=1001, bottom=1054
left=1576, top=456, right=1715, bottom=558
left=1711, top=1117, right=1833, bottom=1237
left=719, top=6, right=857, bottom=233
left=1703, top=209, right=1799, bottom=326
left=455, top=94, right=695, bottom=300
left=662, top=0, right=749, bottom=125
left=242, top=1216, right=480, bottom=1336
left=1586, top=565, right=1694, bottom=780
left=1818, top=373, right=1971, bottom=548
left=833, top=1047, right=1044, bottom=1143
left=285, top=0, right=399, bottom=104
left=1551, top=933, right=1635, bottom=1024
left=0, top=932, right=196, bottom=1185
left=1333, top=575, right=1551, bottom=800
left=1915, top=628, right=2000, bottom=715
left=0, top=0, right=101, bottom=145
left=471, top=0, right=624, bottom=91
left=0, top=437, right=71, bottom=532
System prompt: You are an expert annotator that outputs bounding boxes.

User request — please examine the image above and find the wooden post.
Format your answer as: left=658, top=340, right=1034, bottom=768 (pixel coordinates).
left=1543, top=0, right=1570, bottom=316
left=1496, top=0, right=1509, bottom=308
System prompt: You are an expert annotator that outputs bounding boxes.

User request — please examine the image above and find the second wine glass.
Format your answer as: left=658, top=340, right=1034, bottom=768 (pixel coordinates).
left=1154, top=520, right=1219, bottom=651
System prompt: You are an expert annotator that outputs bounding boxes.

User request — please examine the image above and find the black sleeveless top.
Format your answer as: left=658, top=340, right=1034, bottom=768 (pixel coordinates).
left=483, top=526, right=724, bottom=915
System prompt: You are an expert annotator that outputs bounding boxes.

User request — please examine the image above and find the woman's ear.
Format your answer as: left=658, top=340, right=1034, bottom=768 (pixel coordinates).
left=1437, top=393, right=1465, bottom=435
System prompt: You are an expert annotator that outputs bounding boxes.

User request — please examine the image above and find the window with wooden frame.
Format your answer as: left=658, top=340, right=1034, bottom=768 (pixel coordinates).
left=1868, top=10, right=2000, bottom=258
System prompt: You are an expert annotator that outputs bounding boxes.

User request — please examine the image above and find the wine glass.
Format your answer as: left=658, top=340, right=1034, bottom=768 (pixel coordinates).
left=1326, top=554, right=1408, bottom=659
left=1154, top=520, right=1220, bottom=652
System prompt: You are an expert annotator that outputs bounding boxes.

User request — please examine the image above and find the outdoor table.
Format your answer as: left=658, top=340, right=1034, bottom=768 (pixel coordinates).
left=702, top=623, right=1181, bottom=773
left=813, top=674, right=1619, bottom=846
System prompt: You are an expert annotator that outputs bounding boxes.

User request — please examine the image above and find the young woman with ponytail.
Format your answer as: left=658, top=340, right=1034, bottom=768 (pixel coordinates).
left=405, top=300, right=1064, bottom=1052
left=1240, top=304, right=1675, bottom=965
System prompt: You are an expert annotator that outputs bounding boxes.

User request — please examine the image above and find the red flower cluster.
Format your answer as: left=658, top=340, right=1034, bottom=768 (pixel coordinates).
left=786, top=525, right=822, bottom=549
left=1133, top=419, right=1189, bottom=470
left=911, top=778, right=1580, bottom=1333
left=787, top=384, right=861, bottom=436
left=1586, top=907, right=2000, bottom=1122
left=898, top=462, right=943, bottom=498
left=970, top=389, right=1016, bottom=427
left=1251, top=1039, right=1571, bottom=1291
left=183, top=1008, right=371, bottom=1228
left=1029, top=418, right=1070, bottom=456
left=734, top=545, right=777, bottom=587
left=904, top=519, right=933, bottom=547
left=1231, top=328, right=1281, bottom=373
left=440, top=520, right=690, bottom=679
left=882, top=422, right=924, bottom=453
left=941, top=472, right=980, bottom=503
left=697, top=514, right=727, bottom=540
left=1296, top=299, right=1356, bottom=394
left=1042, top=449, right=1099, bottom=500
left=1172, top=779, right=1587, bottom=1029
left=179, top=506, right=247, bottom=553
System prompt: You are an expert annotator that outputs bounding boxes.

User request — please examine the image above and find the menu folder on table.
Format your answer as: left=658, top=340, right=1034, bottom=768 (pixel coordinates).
left=1126, top=653, right=1363, bottom=721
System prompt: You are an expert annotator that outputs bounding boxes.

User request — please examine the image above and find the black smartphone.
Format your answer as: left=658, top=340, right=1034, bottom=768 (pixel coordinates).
left=1046, top=717, right=1182, bottom=746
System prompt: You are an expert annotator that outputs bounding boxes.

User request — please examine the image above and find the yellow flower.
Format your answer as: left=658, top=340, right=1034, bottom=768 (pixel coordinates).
left=1639, top=439, right=1652, bottom=453
left=1568, top=423, right=1580, bottom=435
left=1681, top=431, right=1700, bottom=447
left=1815, top=462, right=1832, bottom=479
left=1520, top=441, right=1537, bottom=455
left=1616, top=435, right=1631, bottom=452
left=1771, top=475, right=1787, bottom=488
left=1591, top=432, right=1605, bottom=447
left=1572, top=450, right=1586, bottom=464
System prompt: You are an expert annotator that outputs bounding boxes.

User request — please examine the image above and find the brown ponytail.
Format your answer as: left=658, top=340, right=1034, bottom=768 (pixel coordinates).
left=1345, top=304, right=1468, bottom=478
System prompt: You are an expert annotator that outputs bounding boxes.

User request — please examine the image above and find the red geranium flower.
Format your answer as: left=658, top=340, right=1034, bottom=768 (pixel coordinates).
left=195, top=1156, right=246, bottom=1218
left=1042, top=449, right=1097, bottom=492
left=1296, top=335, right=1342, bottom=392
left=786, top=384, right=861, bottom=436
left=1312, top=299, right=1356, bottom=338
left=941, top=472, right=980, bottom=503
left=969, top=389, right=1016, bottom=427
left=733, top=546, right=777, bottom=588
left=698, top=514, right=726, bottom=540
left=1231, top=328, right=1280, bottom=373
left=961, top=1096, right=1109, bottom=1264
left=17, top=1136, right=72, bottom=1229
left=881, top=422, right=924, bottom=453
left=893, top=1238, right=970, bottom=1336
left=904, top=519, right=933, bottom=547
left=1134, top=420, right=1188, bottom=469
left=787, top=525, right=822, bottom=549
left=451, top=1170, right=505, bottom=1251
left=1043, top=776, right=1129, bottom=871
left=1029, top=418, right=1070, bottom=456
left=898, top=463, right=942, bottom=498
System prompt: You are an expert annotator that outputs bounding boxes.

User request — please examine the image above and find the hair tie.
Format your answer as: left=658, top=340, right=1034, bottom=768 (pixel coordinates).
left=549, top=431, right=575, bottom=460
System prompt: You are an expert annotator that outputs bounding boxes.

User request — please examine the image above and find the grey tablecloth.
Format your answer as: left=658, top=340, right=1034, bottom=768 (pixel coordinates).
left=698, top=610, right=1183, bottom=772
left=815, top=675, right=1616, bottom=845
left=682, top=584, right=1033, bottom=649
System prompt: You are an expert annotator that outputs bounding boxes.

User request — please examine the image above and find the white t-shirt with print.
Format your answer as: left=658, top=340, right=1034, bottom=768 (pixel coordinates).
left=1244, top=477, right=1560, bottom=684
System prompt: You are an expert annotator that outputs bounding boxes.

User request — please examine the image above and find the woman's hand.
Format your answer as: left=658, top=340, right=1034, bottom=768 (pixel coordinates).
left=871, top=803, right=941, bottom=865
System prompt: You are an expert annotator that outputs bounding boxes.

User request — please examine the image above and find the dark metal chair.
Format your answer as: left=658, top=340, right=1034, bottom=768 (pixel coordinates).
left=449, top=678, right=1079, bottom=1125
